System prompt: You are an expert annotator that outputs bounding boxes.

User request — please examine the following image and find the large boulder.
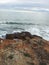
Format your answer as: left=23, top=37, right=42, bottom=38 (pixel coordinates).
left=6, top=32, right=32, bottom=40
left=6, top=32, right=43, bottom=40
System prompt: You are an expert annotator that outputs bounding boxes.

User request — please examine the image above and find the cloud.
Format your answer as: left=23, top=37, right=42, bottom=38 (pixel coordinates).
left=0, top=0, right=47, bottom=4
left=0, top=0, right=49, bottom=9
left=31, top=7, right=49, bottom=12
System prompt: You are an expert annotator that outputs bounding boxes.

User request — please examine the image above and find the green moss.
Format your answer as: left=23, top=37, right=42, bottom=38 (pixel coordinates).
left=27, top=62, right=34, bottom=65
left=23, top=53, right=31, bottom=57
left=8, top=54, right=14, bottom=59
left=39, top=62, right=46, bottom=65
left=19, top=50, right=31, bottom=57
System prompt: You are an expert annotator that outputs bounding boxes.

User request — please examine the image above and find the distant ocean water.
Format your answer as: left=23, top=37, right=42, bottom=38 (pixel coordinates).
left=0, top=9, right=49, bottom=40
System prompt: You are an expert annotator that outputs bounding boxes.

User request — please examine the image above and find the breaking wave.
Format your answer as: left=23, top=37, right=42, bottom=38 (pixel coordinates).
left=0, top=24, right=48, bottom=41
left=0, top=22, right=49, bottom=26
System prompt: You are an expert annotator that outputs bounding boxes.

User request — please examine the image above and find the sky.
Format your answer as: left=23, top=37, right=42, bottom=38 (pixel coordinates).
left=0, top=0, right=48, bottom=4
left=0, top=0, right=49, bottom=11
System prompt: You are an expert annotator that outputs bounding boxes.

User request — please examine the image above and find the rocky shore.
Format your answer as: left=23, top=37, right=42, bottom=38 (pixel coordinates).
left=0, top=31, right=49, bottom=65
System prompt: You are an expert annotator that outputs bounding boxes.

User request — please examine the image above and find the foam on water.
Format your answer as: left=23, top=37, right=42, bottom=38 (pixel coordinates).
left=0, top=24, right=49, bottom=41
left=0, top=23, right=49, bottom=41
left=25, top=25, right=49, bottom=41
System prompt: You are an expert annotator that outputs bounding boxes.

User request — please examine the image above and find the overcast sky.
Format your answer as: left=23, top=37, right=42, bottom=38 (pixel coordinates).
left=0, top=0, right=48, bottom=4
left=0, top=0, right=49, bottom=10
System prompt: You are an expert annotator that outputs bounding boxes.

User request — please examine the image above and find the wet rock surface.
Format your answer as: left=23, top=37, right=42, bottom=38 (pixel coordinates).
left=0, top=32, right=49, bottom=65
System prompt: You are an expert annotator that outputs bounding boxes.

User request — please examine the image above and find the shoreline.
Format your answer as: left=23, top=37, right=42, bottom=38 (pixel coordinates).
left=0, top=31, right=49, bottom=41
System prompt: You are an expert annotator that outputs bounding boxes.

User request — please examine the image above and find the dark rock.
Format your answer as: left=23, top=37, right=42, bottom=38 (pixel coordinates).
left=6, top=34, right=15, bottom=39
left=6, top=32, right=32, bottom=40
left=32, top=35, right=42, bottom=39
left=6, top=32, right=43, bottom=40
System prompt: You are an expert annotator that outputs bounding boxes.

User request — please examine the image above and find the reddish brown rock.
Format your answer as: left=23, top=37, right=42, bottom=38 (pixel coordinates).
left=0, top=32, right=49, bottom=65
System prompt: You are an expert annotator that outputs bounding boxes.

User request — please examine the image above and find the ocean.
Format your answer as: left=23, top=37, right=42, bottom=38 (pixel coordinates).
left=0, top=9, right=49, bottom=40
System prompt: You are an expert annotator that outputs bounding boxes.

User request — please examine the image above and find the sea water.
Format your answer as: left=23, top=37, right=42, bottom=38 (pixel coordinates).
left=0, top=9, right=49, bottom=40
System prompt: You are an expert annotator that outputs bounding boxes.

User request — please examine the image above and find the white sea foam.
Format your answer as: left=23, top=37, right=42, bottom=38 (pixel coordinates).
left=25, top=26, right=49, bottom=41
left=0, top=25, right=49, bottom=41
left=12, top=25, right=49, bottom=41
